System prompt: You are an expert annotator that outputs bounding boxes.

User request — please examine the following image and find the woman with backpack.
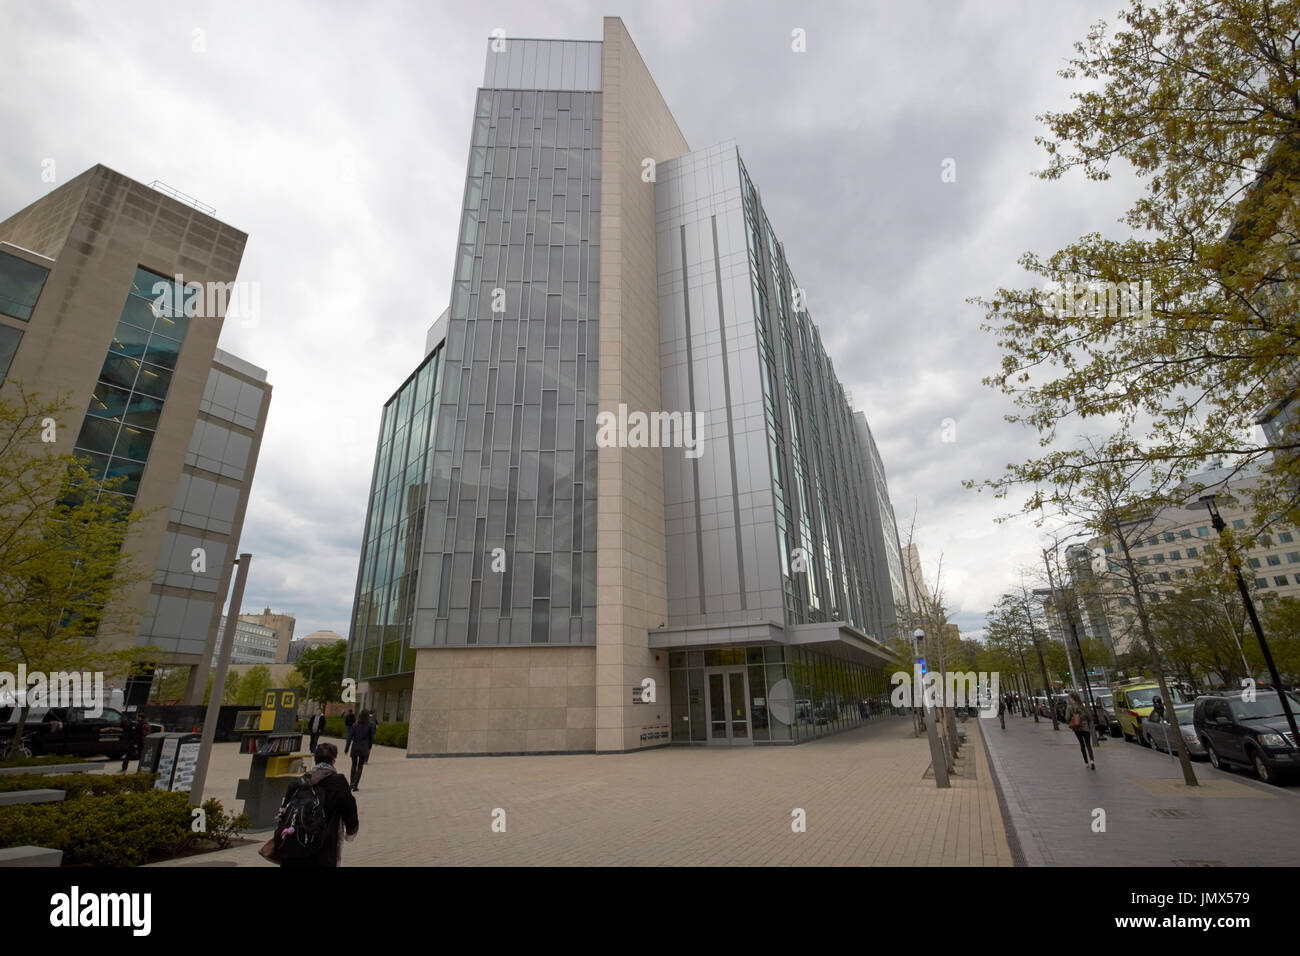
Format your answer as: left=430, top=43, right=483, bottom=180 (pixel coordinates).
left=271, top=742, right=358, bottom=867
left=344, top=708, right=377, bottom=792
left=1066, top=691, right=1095, bottom=770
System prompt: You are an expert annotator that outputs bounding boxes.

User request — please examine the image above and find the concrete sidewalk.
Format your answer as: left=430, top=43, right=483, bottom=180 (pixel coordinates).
left=979, top=710, right=1300, bottom=866
left=153, top=715, right=1013, bottom=866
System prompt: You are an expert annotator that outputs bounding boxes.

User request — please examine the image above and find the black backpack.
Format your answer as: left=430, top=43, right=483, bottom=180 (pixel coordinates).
left=275, top=770, right=333, bottom=860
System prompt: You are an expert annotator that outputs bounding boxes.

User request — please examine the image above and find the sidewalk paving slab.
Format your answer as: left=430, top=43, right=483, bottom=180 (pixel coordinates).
left=148, top=717, right=1013, bottom=867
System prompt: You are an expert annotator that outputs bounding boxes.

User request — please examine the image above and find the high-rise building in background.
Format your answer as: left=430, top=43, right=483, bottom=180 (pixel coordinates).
left=345, top=19, right=907, bottom=752
left=238, top=607, right=296, bottom=664
left=212, top=615, right=277, bottom=666
left=1081, top=463, right=1300, bottom=659
left=902, top=543, right=931, bottom=617
left=0, top=165, right=270, bottom=705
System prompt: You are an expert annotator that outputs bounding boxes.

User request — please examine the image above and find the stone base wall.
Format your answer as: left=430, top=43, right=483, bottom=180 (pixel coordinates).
left=409, top=646, right=598, bottom=754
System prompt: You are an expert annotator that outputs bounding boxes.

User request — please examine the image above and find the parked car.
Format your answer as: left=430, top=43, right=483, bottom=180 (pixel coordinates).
left=0, top=707, right=153, bottom=759
left=1141, top=702, right=1205, bottom=758
left=1193, top=690, right=1300, bottom=784
left=1112, top=680, right=1163, bottom=743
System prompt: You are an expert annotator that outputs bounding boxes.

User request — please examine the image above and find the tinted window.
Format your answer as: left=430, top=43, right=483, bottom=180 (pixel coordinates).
left=0, top=251, right=50, bottom=321
left=1229, top=694, right=1300, bottom=720
left=0, top=324, right=22, bottom=385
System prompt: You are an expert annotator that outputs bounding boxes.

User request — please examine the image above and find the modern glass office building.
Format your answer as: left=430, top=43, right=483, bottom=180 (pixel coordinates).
left=347, top=19, right=905, bottom=751
left=343, top=314, right=446, bottom=722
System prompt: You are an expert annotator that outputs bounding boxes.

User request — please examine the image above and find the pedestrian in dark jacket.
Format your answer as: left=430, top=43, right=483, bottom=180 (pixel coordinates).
left=276, top=742, right=358, bottom=867
left=997, top=695, right=1007, bottom=730
left=344, top=709, right=356, bottom=731
left=121, top=718, right=149, bottom=773
left=308, top=708, right=326, bottom=752
left=344, top=709, right=376, bottom=792
left=1067, top=691, right=1095, bottom=770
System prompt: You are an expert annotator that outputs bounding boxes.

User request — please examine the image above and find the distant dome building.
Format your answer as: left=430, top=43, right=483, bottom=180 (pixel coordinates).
left=287, top=630, right=346, bottom=664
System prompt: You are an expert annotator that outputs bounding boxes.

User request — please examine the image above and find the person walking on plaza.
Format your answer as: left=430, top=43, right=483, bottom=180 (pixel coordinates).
left=1066, top=691, right=1095, bottom=770
left=308, top=707, right=327, bottom=753
left=273, top=742, right=359, bottom=867
left=997, top=694, right=1007, bottom=730
left=344, top=708, right=356, bottom=733
left=121, top=717, right=149, bottom=773
left=344, top=708, right=376, bottom=792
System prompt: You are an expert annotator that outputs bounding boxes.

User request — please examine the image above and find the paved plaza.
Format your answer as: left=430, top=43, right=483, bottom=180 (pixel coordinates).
left=154, top=714, right=1013, bottom=867
left=981, top=710, right=1300, bottom=867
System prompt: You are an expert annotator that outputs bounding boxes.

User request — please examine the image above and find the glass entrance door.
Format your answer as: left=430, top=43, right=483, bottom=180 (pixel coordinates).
left=705, top=668, right=751, bottom=745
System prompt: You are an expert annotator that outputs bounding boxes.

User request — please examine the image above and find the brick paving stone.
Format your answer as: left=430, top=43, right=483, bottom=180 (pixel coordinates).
left=149, top=716, right=1013, bottom=867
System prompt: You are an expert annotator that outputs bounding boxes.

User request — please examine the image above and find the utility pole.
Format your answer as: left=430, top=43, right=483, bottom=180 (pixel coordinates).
left=189, top=553, right=252, bottom=806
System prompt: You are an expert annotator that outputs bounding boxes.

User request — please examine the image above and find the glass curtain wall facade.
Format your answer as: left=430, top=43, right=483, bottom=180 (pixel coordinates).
left=74, top=267, right=191, bottom=500
left=346, top=345, right=444, bottom=694
left=417, top=67, right=603, bottom=648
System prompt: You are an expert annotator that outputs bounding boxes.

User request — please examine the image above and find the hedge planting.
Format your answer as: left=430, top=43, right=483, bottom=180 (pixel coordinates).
left=0, top=790, right=194, bottom=866
left=0, top=790, right=250, bottom=866
left=0, top=772, right=155, bottom=798
left=303, top=717, right=407, bottom=748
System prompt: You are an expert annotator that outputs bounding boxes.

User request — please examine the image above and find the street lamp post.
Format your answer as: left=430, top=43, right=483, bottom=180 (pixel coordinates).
left=1200, top=494, right=1300, bottom=750
left=189, top=553, right=252, bottom=807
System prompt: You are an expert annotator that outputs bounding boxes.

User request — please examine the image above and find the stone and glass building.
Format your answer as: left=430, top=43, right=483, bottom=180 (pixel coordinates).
left=0, top=165, right=270, bottom=704
left=346, top=19, right=903, bottom=751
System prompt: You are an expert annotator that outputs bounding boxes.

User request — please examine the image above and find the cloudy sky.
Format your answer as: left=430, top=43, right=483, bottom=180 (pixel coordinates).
left=0, top=0, right=1140, bottom=639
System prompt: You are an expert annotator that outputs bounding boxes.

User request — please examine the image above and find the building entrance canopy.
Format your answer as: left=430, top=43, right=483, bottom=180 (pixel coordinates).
left=650, top=620, right=898, bottom=669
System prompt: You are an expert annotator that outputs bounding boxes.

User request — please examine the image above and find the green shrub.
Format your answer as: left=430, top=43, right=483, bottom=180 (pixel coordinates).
left=373, top=722, right=408, bottom=749
left=301, top=716, right=406, bottom=747
left=197, top=797, right=250, bottom=850
left=0, top=790, right=193, bottom=866
left=0, top=772, right=156, bottom=798
left=0, top=753, right=88, bottom=768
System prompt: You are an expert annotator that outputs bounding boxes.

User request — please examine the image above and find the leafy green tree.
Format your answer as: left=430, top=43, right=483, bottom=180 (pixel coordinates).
left=971, top=0, right=1300, bottom=528
left=0, top=391, right=151, bottom=756
left=290, top=640, right=347, bottom=708
left=148, top=667, right=189, bottom=705
left=1257, top=595, right=1300, bottom=681
left=234, top=665, right=272, bottom=706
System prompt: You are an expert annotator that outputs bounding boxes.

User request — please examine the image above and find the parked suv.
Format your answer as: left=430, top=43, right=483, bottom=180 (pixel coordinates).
left=1193, top=690, right=1300, bottom=784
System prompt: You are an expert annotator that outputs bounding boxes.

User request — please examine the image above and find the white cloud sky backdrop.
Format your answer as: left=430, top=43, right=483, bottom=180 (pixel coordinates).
left=0, top=0, right=1144, bottom=639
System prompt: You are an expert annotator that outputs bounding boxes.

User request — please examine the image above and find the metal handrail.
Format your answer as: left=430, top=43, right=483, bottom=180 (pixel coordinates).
left=147, top=180, right=216, bottom=216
